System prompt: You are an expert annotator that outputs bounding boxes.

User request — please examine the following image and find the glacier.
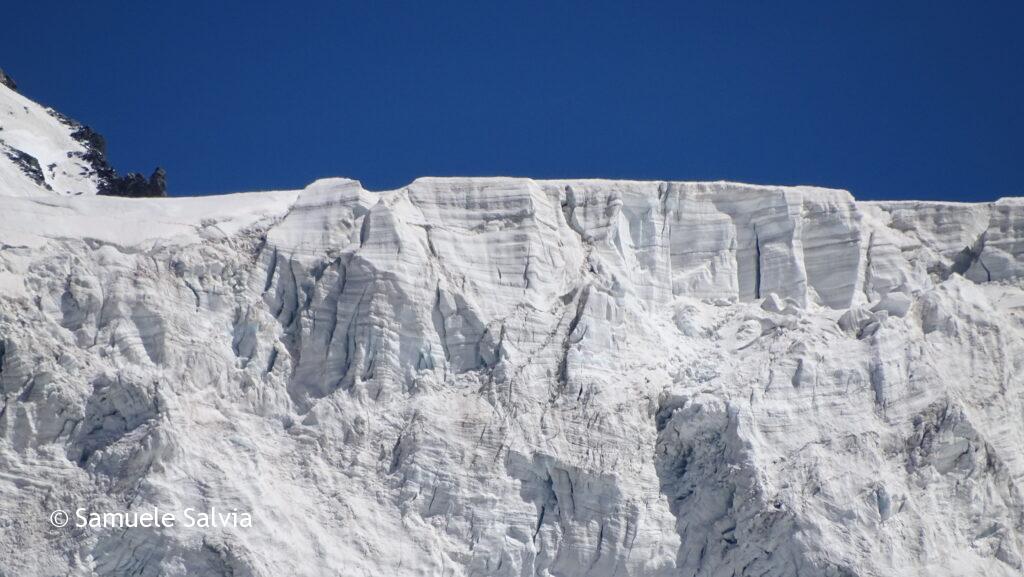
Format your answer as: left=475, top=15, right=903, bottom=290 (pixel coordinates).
left=1, top=82, right=1023, bottom=576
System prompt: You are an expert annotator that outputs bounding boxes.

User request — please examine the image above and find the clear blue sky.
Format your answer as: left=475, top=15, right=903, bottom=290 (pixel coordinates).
left=3, top=1, right=1022, bottom=200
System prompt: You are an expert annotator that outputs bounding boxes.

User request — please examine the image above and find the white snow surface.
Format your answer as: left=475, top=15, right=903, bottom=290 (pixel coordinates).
left=0, top=84, right=106, bottom=196
left=1, top=99, right=1024, bottom=577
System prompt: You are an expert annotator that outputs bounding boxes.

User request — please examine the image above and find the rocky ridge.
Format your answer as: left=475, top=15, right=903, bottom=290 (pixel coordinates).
left=0, top=77, right=165, bottom=197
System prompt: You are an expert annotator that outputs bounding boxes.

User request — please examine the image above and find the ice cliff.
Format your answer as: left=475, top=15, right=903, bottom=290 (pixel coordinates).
left=1, top=82, right=1023, bottom=576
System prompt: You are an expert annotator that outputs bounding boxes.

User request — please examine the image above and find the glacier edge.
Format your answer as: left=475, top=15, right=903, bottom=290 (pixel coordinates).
left=0, top=174, right=1023, bottom=577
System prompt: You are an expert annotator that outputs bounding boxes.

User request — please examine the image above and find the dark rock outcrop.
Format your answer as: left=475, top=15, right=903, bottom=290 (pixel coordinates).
left=1, top=143, right=50, bottom=189
left=98, top=167, right=167, bottom=198
left=50, top=110, right=167, bottom=198
left=0, top=69, right=16, bottom=91
left=2, top=66, right=167, bottom=197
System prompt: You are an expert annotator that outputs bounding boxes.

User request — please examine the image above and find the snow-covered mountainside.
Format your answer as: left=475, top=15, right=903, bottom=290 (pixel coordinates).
left=0, top=81, right=165, bottom=198
left=0, top=81, right=112, bottom=197
left=1, top=89, right=1023, bottom=577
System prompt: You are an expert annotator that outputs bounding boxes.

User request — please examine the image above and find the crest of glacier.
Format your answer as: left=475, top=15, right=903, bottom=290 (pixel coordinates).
left=1, top=82, right=1023, bottom=577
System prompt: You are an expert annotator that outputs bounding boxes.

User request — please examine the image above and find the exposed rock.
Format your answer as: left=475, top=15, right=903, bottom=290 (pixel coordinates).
left=98, top=166, right=167, bottom=197
left=1, top=142, right=50, bottom=189
left=0, top=74, right=164, bottom=196
left=0, top=68, right=16, bottom=91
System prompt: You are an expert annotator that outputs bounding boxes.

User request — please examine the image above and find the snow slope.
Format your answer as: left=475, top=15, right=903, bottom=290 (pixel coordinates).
left=0, top=83, right=109, bottom=197
left=1, top=94, right=1023, bottom=577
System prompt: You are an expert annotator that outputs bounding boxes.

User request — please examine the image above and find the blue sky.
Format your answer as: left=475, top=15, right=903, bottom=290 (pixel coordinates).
left=3, top=1, right=1022, bottom=200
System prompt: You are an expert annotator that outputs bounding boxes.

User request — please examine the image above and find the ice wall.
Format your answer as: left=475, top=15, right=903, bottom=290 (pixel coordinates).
left=1, top=175, right=1023, bottom=577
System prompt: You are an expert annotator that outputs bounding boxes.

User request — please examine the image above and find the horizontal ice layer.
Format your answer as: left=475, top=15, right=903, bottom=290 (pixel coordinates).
left=4, top=174, right=1019, bottom=310
left=0, top=189, right=299, bottom=249
left=542, top=180, right=864, bottom=307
